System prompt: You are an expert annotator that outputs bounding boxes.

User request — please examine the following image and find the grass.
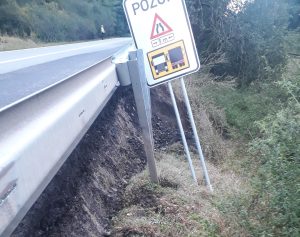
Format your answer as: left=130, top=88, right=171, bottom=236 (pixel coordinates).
left=111, top=30, right=300, bottom=235
left=110, top=67, right=261, bottom=236
left=0, top=36, right=39, bottom=51
left=286, top=31, right=300, bottom=55
left=0, top=35, right=93, bottom=52
left=0, top=35, right=118, bottom=52
left=111, top=152, right=250, bottom=237
left=188, top=75, right=285, bottom=139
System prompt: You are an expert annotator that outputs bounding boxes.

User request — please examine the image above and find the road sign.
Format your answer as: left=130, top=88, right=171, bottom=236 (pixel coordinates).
left=123, top=0, right=200, bottom=87
left=150, top=14, right=173, bottom=40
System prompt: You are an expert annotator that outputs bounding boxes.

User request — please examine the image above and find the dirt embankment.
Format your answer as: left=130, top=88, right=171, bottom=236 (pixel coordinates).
left=12, top=85, right=188, bottom=237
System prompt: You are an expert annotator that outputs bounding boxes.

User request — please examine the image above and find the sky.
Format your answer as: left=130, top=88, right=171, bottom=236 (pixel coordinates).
left=228, top=0, right=251, bottom=12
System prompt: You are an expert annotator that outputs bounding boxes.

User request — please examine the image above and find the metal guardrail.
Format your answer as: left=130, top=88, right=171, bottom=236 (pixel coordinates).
left=0, top=43, right=133, bottom=236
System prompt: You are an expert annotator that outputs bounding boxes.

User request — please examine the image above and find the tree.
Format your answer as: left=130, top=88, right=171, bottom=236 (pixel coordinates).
left=226, top=0, right=288, bottom=87
left=0, top=0, right=31, bottom=36
left=0, top=0, right=129, bottom=41
left=186, top=0, right=231, bottom=62
left=187, top=0, right=290, bottom=87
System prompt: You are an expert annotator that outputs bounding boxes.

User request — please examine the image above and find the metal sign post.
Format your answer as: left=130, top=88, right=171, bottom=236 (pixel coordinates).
left=180, top=78, right=213, bottom=191
left=167, top=82, right=198, bottom=184
left=127, top=50, right=159, bottom=183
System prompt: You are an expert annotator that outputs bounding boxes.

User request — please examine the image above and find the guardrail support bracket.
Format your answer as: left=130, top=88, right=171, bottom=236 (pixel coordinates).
left=127, top=50, right=159, bottom=183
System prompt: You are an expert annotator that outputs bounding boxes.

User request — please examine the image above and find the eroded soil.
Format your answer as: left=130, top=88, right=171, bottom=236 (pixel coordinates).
left=12, top=85, right=188, bottom=237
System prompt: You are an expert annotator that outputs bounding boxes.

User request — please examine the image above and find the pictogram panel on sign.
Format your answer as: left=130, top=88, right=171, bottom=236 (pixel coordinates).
left=148, top=40, right=189, bottom=80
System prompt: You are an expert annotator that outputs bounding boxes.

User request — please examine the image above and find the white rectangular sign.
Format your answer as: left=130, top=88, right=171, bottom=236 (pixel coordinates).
left=123, top=0, right=200, bottom=87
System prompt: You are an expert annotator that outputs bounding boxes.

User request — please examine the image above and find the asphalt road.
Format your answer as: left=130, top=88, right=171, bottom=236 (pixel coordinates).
left=0, top=38, right=132, bottom=112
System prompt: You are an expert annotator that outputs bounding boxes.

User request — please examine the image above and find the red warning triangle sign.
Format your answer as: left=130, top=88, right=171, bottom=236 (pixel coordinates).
left=150, top=13, right=173, bottom=40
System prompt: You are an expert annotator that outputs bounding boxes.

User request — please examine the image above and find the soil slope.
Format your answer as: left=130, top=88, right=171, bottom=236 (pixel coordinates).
left=12, top=85, right=186, bottom=236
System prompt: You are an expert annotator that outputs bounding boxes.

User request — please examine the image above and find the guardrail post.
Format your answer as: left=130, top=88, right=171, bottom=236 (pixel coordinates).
left=127, top=50, right=159, bottom=183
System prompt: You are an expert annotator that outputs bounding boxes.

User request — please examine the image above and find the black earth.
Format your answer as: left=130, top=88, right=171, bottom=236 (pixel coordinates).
left=12, top=85, right=191, bottom=237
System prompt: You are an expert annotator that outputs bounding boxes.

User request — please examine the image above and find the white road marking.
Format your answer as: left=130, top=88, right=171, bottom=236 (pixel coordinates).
left=0, top=41, right=118, bottom=64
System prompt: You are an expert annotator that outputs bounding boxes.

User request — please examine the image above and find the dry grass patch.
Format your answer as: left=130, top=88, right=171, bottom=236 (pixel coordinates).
left=111, top=152, right=250, bottom=237
left=0, top=36, right=38, bottom=51
left=171, top=73, right=230, bottom=164
left=0, top=36, right=75, bottom=51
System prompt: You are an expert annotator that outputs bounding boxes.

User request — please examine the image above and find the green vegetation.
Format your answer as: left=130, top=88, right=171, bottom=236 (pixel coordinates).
left=0, top=36, right=38, bottom=51
left=248, top=56, right=300, bottom=236
left=112, top=1, right=299, bottom=236
left=0, top=0, right=299, bottom=236
left=187, top=0, right=295, bottom=87
left=196, top=26, right=300, bottom=237
left=0, top=0, right=128, bottom=42
left=193, top=24, right=300, bottom=234
left=112, top=153, right=238, bottom=237
left=111, top=50, right=299, bottom=236
left=203, top=55, right=300, bottom=236
left=201, top=82, right=284, bottom=138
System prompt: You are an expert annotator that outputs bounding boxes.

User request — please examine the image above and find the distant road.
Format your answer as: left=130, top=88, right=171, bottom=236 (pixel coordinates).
left=0, top=38, right=132, bottom=112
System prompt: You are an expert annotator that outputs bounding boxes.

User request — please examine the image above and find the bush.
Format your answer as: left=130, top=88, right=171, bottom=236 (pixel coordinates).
left=226, top=0, right=288, bottom=87
left=0, top=0, right=31, bottom=36
left=187, top=0, right=289, bottom=87
left=201, top=82, right=286, bottom=139
left=248, top=60, right=300, bottom=236
left=250, top=102, right=300, bottom=236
